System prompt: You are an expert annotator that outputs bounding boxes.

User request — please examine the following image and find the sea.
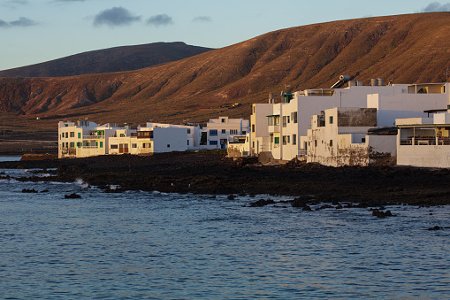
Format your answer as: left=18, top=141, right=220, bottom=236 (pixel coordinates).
left=0, top=156, right=449, bottom=299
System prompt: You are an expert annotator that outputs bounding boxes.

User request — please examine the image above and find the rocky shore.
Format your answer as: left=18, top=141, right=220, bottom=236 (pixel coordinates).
left=1, top=151, right=449, bottom=206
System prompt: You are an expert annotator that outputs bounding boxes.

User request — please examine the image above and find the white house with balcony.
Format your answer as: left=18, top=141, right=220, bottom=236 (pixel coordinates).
left=396, top=106, right=450, bottom=168
left=58, top=121, right=118, bottom=158
left=199, top=116, right=250, bottom=150
left=108, top=123, right=189, bottom=155
left=251, top=80, right=450, bottom=162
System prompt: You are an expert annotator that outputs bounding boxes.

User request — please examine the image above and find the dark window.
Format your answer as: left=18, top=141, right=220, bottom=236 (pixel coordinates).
left=187, top=129, right=191, bottom=134
left=209, top=129, right=218, bottom=136
left=221, top=118, right=225, bottom=123
left=222, top=129, right=226, bottom=134
left=252, top=124, right=255, bottom=132
left=111, top=144, right=118, bottom=149
left=132, top=144, right=137, bottom=148
left=209, top=140, right=218, bottom=145
left=200, top=132, right=208, bottom=145
left=361, top=138, right=366, bottom=143
left=187, top=140, right=190, bottom=145
left=274, top=137, right=279, bottom=144
left=70, top=132, right=74, bottom=138
left=167, top=144, right=170, bottom=148
left=291, top=112, right=298, bottom=123
left=329, top=116, right=334, bottom=125
left=78, top=132, right=81, bottom=139
left=329, top=140, right=333, bottom=147
left=100, top=141, right=103, bottom=148
left=314, top=140, right=317, bottom=147
left=292, top=134, right=297, bottom=145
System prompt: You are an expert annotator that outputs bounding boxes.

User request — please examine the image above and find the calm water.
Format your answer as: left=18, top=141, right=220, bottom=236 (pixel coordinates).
left=0, top=155, right=21, bottom=162
left=0, top=168, right=449, bottom=299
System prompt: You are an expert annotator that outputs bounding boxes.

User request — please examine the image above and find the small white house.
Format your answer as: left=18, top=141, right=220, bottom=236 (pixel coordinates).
left=227, top=134, right=251, bottom=158
left=108, top=124, right=189, bottom=155
left=396, top=108, right=450, bottom=168
left=302, top=107, right=397, bottom=167
left=200, top=116, right=250, bottom=149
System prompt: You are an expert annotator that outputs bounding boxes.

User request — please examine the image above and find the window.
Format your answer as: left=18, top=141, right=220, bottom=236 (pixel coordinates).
left=100, top=141, right=103, bottom=148
left=209, top=129, right=218, bottom=136
left=329, top=116, right=334, bottom=125
left=282, top=116, right=289, bottom=127
left=120, top=134, right=125, bottom=137
left=167, top=144, right=171, bottom=148
left=230, top=129, right=238, bottom=135
left=69, top=142, right=74, bottom=148
left=274, top=137, right=279, bottom=144
left=292, top=134, right=297, bottom=145
left=111, top=144, right=118, bottom=149
left=242, top=131, right=246, bottom=135
left=221, top=118, right=226, bottom=123
left=187, top=140, right=190, bottom=146
left=78, top=132, right=81, bottom=139
left=291, top=112, right=298, bottom=123
left=65, top=132, right=68, bottom=138
left=132, top=144, right=137, bottom=148
left=361, top=138, right=366, bottom=143
left=329, top=140, right=333, bottom=147
left=187, top=129, right=191, bottom=134
left=77, top=142, right=81, bottom=148
left=282, top=136, right=290, bottom=145
left=252, top=142, right=255, bottom=148
left=314, top=140, right=317, bottom=147
left=252, top=124, right=255, bottom=133
left=222, top=129, right=226, bottom=134
left=70, top=132, right=74, bottom=138
left=209, top=140, right=218, bottom=145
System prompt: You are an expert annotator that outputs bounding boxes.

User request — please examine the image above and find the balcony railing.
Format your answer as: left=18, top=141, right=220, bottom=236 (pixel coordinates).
left=400, top=137, right=450, bottom=146
left=83, top=135, right=105, bottom=139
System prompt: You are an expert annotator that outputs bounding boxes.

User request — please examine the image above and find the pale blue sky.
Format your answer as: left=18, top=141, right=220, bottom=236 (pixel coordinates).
left=0, top=0, right=448, bottom=70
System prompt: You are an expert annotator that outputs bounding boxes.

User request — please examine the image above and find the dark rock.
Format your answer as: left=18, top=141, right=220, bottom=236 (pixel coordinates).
left=291, top=198, right=308, bottom=208
left=372, top=209, right=393, bottom=218
left=22, top=188, right=38, bottom=193
left=427, top=226, right=443, bottom=231
left=249, top=199, right=275, bottom=207
left=302, top=205, right=312, bottom=211
left=227, top=194, right=236, bottom=200
left=335, top=204, right=343, bottom=209
left=331, top=200, right=340, bottom=205
left=40, top=189, right=49, bottom=193
left=64, top=193, right=81, bottom=199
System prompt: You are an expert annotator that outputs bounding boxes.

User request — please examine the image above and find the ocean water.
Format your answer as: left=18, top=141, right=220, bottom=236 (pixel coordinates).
left=0, top=155, right=21, bottom=162
left=0, top=168, right=449, bottom=299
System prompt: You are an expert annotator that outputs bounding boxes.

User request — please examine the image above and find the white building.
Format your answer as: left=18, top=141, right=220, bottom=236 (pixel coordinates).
left=303, top=107, right=397, bottom=167
left=227, top=135, right=251, bottom=158
left=250, top=103, right=273, bottom=155
left=58, top=120, right=118, bottom=158
left=396, top=107, right=450, bottom=168
left=108, top=124, right=189, bottom=155
left=200, top=116, right=250, bottom=149
left=251, top=80, right=450, bottom=161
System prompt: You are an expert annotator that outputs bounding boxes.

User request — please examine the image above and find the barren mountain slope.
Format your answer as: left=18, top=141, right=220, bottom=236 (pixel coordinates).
left=0, top=13, right=449, bottom=131
left=0, top=42, right=212, bottom=78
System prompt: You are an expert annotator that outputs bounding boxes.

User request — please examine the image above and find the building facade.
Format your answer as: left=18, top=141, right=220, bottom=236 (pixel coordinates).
left=302, top=107, right=396, bottom=167
left=396, top=107, right=450, bottom=168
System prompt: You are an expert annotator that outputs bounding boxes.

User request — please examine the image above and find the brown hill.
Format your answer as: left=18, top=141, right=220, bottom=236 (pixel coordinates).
left=0, top=13, right=449, bottom=134
left=0, top=42, right=211, bottom=77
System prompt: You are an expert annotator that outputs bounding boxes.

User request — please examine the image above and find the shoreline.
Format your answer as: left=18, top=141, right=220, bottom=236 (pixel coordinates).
left=1, top=151, right=449, bottom=206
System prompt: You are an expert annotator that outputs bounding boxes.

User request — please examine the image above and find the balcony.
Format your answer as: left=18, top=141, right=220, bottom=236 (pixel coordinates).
left=83, top=135, right=105, bottom=140
left=268, top=125, right=280, bottom=133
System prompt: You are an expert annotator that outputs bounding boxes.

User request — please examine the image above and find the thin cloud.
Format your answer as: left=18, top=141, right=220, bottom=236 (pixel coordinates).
left=146, top=14, right=173, bottom=27
left=3, top=0, right=29, bottom=8
left=422, top=2, right=450, bottom=12
left=0, top=17, right=38, bottom=28
left=193, top=16, right=212, bottom=23
left=93, top=7, right=141, bottom=27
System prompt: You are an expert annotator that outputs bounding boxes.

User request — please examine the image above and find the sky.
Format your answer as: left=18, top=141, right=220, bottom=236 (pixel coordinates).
left=0, top=0, right=449, bottom=70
